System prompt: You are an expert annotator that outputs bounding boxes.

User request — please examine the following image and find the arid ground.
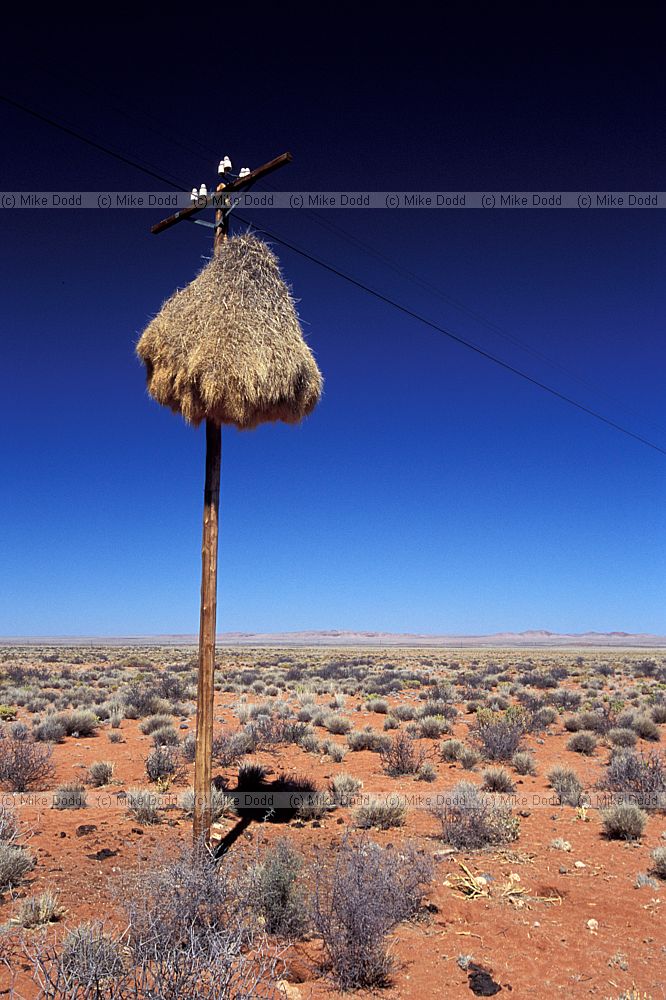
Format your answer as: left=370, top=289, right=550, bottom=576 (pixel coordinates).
left=0, top=645, right=664, bottom=999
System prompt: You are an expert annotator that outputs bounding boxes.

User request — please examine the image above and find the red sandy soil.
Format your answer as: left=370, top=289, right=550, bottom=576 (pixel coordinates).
left=1, top=685, right=665, bottom=999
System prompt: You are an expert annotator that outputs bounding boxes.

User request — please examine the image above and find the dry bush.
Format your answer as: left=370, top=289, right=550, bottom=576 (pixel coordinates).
left=0, top=734, right=54, bottom=791
left=548, top=766, right=585, bottom=806
left=473, top=707, right=528, bottom=761
left=53, top=783, right=87, bottom=810
left=430, top=781, right=519, bottom=849
left=352, top=797, right=407, bottom=830
left=311, top=836, right=432, bottom=990
left=601, top=803, right=647, bottom=841
left=380, top=731, right=428, bottom=776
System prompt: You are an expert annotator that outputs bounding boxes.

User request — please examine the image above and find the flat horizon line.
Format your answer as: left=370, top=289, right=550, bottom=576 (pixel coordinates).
left=1, top=628, right=664, bottom=648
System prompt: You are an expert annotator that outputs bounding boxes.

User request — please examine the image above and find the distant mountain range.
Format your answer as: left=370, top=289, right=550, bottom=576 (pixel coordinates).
left=2, top=630, right=665, bottom=647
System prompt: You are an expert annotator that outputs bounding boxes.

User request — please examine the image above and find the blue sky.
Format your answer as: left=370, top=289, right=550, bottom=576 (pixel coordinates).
left=0, top=14, right=664, bottom=635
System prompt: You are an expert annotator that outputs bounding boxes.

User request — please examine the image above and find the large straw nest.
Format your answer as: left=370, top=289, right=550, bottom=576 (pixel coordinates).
left=137, top=233, right=322, bottom=429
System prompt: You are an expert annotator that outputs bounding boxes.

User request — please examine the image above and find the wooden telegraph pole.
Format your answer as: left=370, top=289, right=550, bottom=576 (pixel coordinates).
left=150, top=153, right=292, bottom=847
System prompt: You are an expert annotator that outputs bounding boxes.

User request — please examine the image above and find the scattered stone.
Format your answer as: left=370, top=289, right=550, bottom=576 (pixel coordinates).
left=574, top=861, right=586, bottom=869
left=75, top=824, right=97, bottom=837
left=59, top=832, right=66, bottom=839
left=559, top=866, right=568, bottom=874
left=179, top=723, right=189, bottom=730
left=468, top=963, right=502, bottom=996
left=434, top=848, right=456, bottom=860
left=130, top=827, right=144, bottom=835
left=586, top=918, right=599, bottom=933
left=87, top=848, right=119, bottom=861
left=518, top=810, right=531, bottom=818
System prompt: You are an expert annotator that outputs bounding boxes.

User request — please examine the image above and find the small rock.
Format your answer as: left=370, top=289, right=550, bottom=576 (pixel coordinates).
left=519, top=810, right=531, bottom=818
left=559, top=866, right=568, bottom=874
left=179, top=723, right=189, bottom=730
left=87, top=848, right=119, bottom=861
left=434, top=848, right=456, bottom=860
left=75, top=824, right=97, bottom=837
left=574, top=861, right=586, bottom=869
left=586, top=918, right=599, bottom=933
left=130, top=827, right=144, bottom=835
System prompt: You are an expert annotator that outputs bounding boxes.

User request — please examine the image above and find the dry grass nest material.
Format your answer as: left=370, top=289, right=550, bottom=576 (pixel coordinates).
left=137, top=232, right=322, bottom=429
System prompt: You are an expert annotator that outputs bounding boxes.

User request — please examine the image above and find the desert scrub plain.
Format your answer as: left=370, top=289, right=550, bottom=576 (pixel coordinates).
left=0, top=647, right=663, bottom=997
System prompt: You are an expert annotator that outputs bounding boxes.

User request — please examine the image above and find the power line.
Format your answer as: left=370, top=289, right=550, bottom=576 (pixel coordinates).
left=13, top=79, right=666, bottom=440
left=2, top=92, right=664, bottom=458
left=232, top=217, right=666, bottom=458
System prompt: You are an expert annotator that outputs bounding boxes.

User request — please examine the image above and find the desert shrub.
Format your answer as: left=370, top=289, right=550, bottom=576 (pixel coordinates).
left=393, top=704, right=416, bottom=721
left=577, top=709, right=615, bottom=734
left=247, top=840, right=307, bottom=938
left=0, top=735, right=54, bottom=791
left=548, top=689, right=582, bottom=711
left=300, top=731, right=321, bottom=754
left=440, top=738, right=464, bottom=762
left=56, top=710, right=99, bottom=737
left=330, top=773, right=363, bottom=806
left=293, top=780, right=330, bottom=822
left=139, top=713, right=173, bottom=735
left=212, top=729, right=252, bottom=767
left=0, top=803, right=20, bottom=845
left=380, top=732, right=427, bottom=777
left=151, top=724, right=180, bottom=747
left=365, top=699, right=389, bottom=714
left=459, top=747, right=481, bottom=770
left=181, top=732, right=197, bottom=762
left=179, top=786, right=231, bottom=822
left=58, top=922, right=125, bottom=986
left=512, top=751, right=537, bottom=775
left=311, top=836, right=432, bottom=990
left=474, top=707, right=528, bottom=761
left=15, top=890, right=63, bottom=928
left=417, top=762, right=437, bottom=782
left=532, top=706, right=558, bottom=729
left=108, top=731, right=123, bottom=744
left=608, top=727, right=638, bottom=748
left=88, top=761, right=114, bottom=787
left=601, top=750, right=666, bottom=809
left=632, top=715, right=660, bottom=742
left=32, top=716, right=67, bottom=743
left=145, top=745, right=185, bottom=785
left=125, top=787, right=160, bottom=824
left=548, top=766, right=584, bottom=806
left=322, top=740, right=347, bottom=763
left=323, top=714, right=352, bottom=736
left=430, top=781, right=518, bottom=849
left=417, top=716, right=450, bottom=739
left=601, top=803, right=647, bottom=840
left=0, top=842, right=34, bottom=890
left=53, top=783, right=87, bottom=810
left=382, top=715, right=399, bottom=731
left=567, top=731, right=598, bottom=755
left=352, top=796, right=407, bottom=830
left=10, top=721, right=29, bottom=740
left=123, top=683, right=163, bottom=717
left=651, top=704, right=666, bottom=725
left=482, top=766, right=515, bottom=793
left=346, top=729, right=391, bottom=753
left=651, top=846, right=666, bottom=879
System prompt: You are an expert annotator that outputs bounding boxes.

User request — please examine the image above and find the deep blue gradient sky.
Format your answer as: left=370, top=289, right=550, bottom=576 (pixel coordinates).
left=1, top=13, right=664, bottom=636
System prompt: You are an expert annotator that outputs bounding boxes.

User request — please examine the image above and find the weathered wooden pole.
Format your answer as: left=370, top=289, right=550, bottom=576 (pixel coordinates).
left=193, top=181, right=228, bottom=847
